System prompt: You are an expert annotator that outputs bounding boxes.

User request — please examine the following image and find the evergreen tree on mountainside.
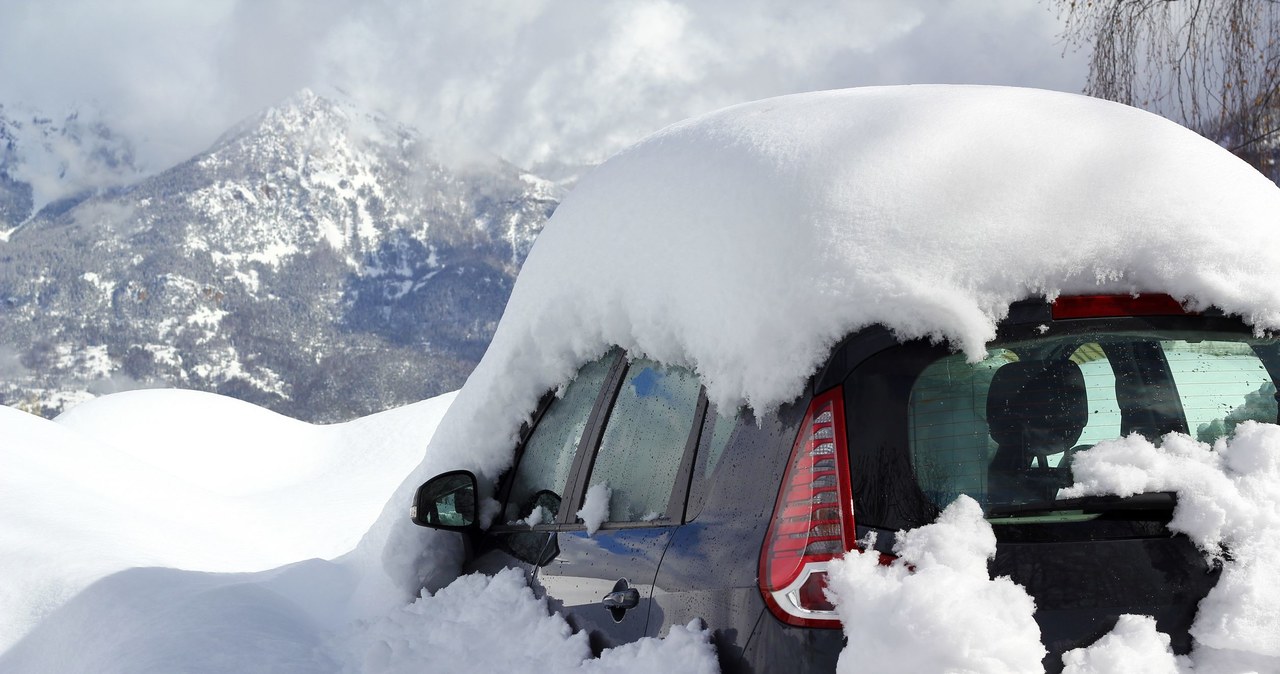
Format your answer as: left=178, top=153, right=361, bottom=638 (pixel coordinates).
left=1056, top=0, right=1280, bottom=183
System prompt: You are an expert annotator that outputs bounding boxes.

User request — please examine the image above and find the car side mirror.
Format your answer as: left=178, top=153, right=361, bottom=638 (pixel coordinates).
left=411, top=470, right=479, bottom=531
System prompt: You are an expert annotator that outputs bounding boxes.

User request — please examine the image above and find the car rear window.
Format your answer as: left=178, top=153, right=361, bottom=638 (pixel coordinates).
left=905, top=331, right=1280, bottom=509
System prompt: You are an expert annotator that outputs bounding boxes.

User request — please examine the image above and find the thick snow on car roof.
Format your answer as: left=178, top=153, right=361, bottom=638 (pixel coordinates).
left=517, top=84, right=1280, bottom=411
left=376, top=84, right=1280, bottom=594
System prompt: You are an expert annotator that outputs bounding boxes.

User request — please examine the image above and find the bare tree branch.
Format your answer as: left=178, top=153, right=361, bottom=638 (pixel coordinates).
left=1054, top=0, right=1280, bottom=181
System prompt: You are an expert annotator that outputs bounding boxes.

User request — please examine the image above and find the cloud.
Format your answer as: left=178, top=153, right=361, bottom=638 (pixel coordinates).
left=0, top=0, right=1086, bottom=173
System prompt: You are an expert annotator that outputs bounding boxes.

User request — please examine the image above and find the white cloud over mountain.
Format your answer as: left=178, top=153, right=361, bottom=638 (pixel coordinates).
left=0, top=1, right=1085, bottom=173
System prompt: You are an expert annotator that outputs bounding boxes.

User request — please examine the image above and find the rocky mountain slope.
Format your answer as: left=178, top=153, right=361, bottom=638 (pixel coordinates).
left=0, top=91, right=560, bottom=421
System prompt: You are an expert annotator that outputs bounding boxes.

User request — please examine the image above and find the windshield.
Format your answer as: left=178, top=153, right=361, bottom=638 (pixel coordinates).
left=903, top=330, right=1280, bottom=512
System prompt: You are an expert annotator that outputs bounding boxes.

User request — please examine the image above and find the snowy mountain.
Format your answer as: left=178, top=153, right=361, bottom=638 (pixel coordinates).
left=0, top=91, right=561, bottom=421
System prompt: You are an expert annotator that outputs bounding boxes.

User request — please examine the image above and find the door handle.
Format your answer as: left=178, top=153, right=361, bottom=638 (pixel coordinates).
left=602, top=587, right=640, bottom=610
left=603, top=578, right=640, bottom=622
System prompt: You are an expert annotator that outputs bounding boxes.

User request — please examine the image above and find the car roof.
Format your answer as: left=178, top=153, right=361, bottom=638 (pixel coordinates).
left=502, top=84, right=1280, bottom=415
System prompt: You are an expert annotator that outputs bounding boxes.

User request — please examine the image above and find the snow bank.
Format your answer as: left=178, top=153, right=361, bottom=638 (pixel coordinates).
left=827, top=497, right=1045, bottom=673
left=0, top=561, right=351, bottom=674
left=55, top=389, right=455, bottom=558
left=377, top=84, right=1280, bottom=599
left=0, top=389, right=454, bottom=652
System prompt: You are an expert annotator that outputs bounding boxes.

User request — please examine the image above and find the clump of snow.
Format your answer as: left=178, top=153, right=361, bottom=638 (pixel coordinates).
left=517, top=505, right=554, bottom=527
left=376, top=84, right=1280, bottom=599
left=579, top=620, right=718, bottom=674
left=1061, top=615, right=1184, bottom=674
left=1060, top=422, right=1280, bottom=670
left=577, top=483, right=611, bottom=535
left=826, top=496, right=1045, bottom=673
left=344, top=568, right=592, bottom=672
left=342, top=567, right=718, bottom=673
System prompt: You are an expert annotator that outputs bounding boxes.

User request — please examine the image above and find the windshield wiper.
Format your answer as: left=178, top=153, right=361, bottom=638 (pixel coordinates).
left=985, top=491, right=1177, bottom=518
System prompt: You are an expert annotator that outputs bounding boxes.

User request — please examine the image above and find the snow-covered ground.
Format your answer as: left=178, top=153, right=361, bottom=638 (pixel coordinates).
left=0, top=389, right=717, bottom=672
left=6, top=85, right=1280, bottom=672
left=0, top=389, right=446, bottom=663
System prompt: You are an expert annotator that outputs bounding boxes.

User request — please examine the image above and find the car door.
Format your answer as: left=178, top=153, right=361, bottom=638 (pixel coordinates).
left=537, top=356, right=706, bottom=653
left=469, top=352, right=619, bottom=577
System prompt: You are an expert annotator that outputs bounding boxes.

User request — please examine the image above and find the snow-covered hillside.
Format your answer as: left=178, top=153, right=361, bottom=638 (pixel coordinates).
left=0, top=90, right=562, bottom=422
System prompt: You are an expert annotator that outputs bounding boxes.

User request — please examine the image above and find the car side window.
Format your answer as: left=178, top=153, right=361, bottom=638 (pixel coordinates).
left=581, top=359, right=702, bottom=524
left=504, top=354, right=615, bottom=524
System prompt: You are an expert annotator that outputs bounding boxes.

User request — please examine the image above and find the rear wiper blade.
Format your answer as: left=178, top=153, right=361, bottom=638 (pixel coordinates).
left=985, top=491, right=1177, bottom=517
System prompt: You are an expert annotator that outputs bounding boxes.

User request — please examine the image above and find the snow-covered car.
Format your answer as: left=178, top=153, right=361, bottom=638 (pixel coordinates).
left=401, top=85, right=1280, bottom=672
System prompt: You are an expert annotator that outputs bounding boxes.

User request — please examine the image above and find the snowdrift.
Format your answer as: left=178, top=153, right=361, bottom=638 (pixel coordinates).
left=0, top=390, right=454, bottom=654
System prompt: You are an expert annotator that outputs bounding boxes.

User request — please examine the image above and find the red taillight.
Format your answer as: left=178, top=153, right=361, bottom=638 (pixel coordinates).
left=759, top=386, right=854, bottom=628
left=1051, top=293, right=1189, bottom=319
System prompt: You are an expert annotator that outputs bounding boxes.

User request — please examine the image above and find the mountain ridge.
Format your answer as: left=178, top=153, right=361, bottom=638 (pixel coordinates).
left=0, top=90, right=562, bottom=421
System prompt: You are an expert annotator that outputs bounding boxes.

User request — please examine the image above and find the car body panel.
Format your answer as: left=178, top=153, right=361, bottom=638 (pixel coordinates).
left=539, top=526, right=674, bottom=651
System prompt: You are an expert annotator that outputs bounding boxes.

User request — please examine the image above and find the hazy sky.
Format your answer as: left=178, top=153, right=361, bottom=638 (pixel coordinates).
left=0, top=1, right=1087, bottom=172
